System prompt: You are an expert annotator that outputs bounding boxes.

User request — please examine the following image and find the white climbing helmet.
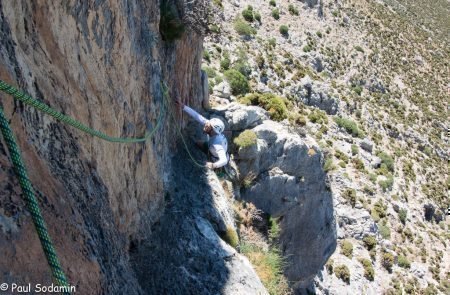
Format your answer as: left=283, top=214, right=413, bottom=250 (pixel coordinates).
left=209, top=118, right=225, bottom=134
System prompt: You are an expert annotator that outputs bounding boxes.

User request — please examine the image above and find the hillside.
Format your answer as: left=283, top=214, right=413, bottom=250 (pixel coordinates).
left=203, top=0, right=449, bottom=293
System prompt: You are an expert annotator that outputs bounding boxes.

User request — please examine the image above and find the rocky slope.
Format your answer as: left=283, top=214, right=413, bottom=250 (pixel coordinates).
left=203, top=0, right=449, bottom=294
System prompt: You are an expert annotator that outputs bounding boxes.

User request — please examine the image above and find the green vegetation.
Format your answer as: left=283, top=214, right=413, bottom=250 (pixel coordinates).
left=398, top=209, right=407, bottom=224
left=378, top=224, right=391, bottom=240
left=220, top=226, right=239, bottom=248
left=269, top=0, right=276, bottom=7
left=271, top=9, right=280, bottom=20
left=234, top=130, right=257, bottom=148
left=334, top=117, right=365, bottom=138
left=242, top=5, right=254, bottom=22
left=323, top=157, right=335, bottom=172
left=224, top=69, right=250, bottom=95
left=381, top=252, right=394, bottom=272
left=359, top=258, right=375, bottom=281
left=325, top=259, right=334, bottom=274
left=379, top=175, right=394, bottom=191
left=352, top=158, right=365, bottom=171
left=342, top=188, right=356, bottom=207
left=363, top=235, right=377, bottom=250
left=308, top=109, right=328, bottom=124
left=159, top=0, right=185, bottom=41
left=354, top=46, right=364, bottom=53
left=279, top=25, right=289, bottom=36
left=240, top=93, right=288, bottom=121
left=240, top=216, right=291, bottom=294
left=377, top=152, right=395, bottom=172
left=334, top=265, right=350, bottom=284
left=220, top=54, right=230, bottom=71
left=397, top=255, right=411, bottom=269
left=351, top=144, right=359, bottom=156
left=288, top=4, right=299, bottom=16
left=371, top=199, right=387, bottom=221
left=202, top=66, right=216, bottom=78
left=341, top=240, right=353, bottom=258
left=234, top=18, right=256, bottom=36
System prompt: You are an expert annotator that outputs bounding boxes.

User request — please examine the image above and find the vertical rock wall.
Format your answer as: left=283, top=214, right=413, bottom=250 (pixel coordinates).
left=0, top=1, right=202, bottom=294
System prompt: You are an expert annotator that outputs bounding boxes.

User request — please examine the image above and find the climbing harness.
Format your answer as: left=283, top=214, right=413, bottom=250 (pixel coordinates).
left=0, top=79, right=167, bottom=292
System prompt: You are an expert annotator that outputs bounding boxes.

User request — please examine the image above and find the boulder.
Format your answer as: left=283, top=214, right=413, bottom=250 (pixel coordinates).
left=222, top=103, right=269, bottom=131
left=360, top=138, right=374, bottom=153
left=213, top=81, right=232, bottom=99
left=291, top=76, right=339, bottom=115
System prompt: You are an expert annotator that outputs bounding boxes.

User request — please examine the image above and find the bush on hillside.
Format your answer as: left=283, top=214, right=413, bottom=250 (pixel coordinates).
left=240, top=93, right=288, bottom=121
left=334, top=265, right=350, bottom=284
left=234, top=18, right=256, bottom=36
left=224, top=69, right=250, bottom=95
left=334, top=117, right=365, bottom=138
left=279, top=25, right=289, bottom=36
left=234, top=130, right=257, bottom=148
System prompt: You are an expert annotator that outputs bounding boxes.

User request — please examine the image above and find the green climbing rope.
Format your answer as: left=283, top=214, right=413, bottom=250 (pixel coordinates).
left=0, top=79, right=166, bottom=143
left=0, top=106, right=70, bottom=293
left=0, top=79, right=167, bottom=292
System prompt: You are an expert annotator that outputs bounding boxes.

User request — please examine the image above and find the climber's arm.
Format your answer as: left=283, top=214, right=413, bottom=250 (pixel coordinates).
left=182, top=105, right=208, bottom=125
left=209, top=145, right=228, bottom=169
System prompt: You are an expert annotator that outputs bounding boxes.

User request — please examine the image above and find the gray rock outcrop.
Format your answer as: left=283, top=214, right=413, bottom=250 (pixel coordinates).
left=292, top=76, right=339, bottom=114
left=235, top=120, right=337, bottom=289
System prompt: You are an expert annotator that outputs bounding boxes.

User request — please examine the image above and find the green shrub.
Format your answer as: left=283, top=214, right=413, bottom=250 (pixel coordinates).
left=398, top=209, right=407, bottom=224
left=220, top=226, right=239, bottom=248
left=381, top=252, right=394, bottom=271
left=334, top=117, right=365, bottom=138
left=240, top=93, right=288, bottom=121
left=378, top=175, right=394, bottom=191
left=354, top=46, right=364, bottom=53
left=323, top=157, right=335, bottom=172
left=234, top=18, right=256, bottom=36
left=279, top=25, right=289, bottom=36
left=378, top=224, right=391, bottom=240
left=224, top=69, right=250, bottom=95
left=363, top=235, right=377, bottom=250
left=316, top=31, right=323, bottom=38
left=233, top=61, right=252, bottom=78
left=342, top=188, right=357, bottom=207
left=234, top=130, right=257, bottom=148
left=341, top=240, right=353, bottom=258
left=352, top=158, right=365, bottom=171
left=288, top=4, right=299, bottom=15
left=271, top=8, right=280, bottom=20
left=325, top=259, right=334, bottom=274
left=371, top=199, right=387, bottom=221
left=397, top=255, right=410, bottom=268
left=303, top=45, right=313, bottom=52
left=353, top=85, right=363, bottom=96
left=254, top=12, right=261, bottom=22
left=377, top=152, right=394, bottom=172
left=335, top=150, right=349, bottom=162
left=159, top=0, right=185, bottom=41
left=269, top=0, right=276, bottom=7
left=359, top=258, right=375, bottom=281
left=256, top=54, right=265, bottom=69
left=268, top=38, right=276, bottom=48
left=220, top=56, right=231, bottom=71
left=202, top=66, right=216, bottom=78
left=351, top=144, right=359, bottom=155
left=308, top=109, right=328, bottom=124
left=203, top=50, right=211, bottom=63
left=242, top=6, right=254, bottom=22
left=334, top=265, right=350, bottom=284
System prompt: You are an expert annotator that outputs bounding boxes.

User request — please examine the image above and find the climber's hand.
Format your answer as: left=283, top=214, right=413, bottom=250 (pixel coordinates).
left=206, top=162, right=214, bottom=169
left=175, top=99, right=184, bottom=108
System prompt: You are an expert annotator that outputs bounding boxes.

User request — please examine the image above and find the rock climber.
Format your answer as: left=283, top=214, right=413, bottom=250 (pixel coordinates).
left=175, top=100, right=229, bottom=170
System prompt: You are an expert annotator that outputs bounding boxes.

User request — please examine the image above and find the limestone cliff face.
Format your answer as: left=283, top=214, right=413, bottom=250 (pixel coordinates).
left=0, top=1, right=202, bottom=293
